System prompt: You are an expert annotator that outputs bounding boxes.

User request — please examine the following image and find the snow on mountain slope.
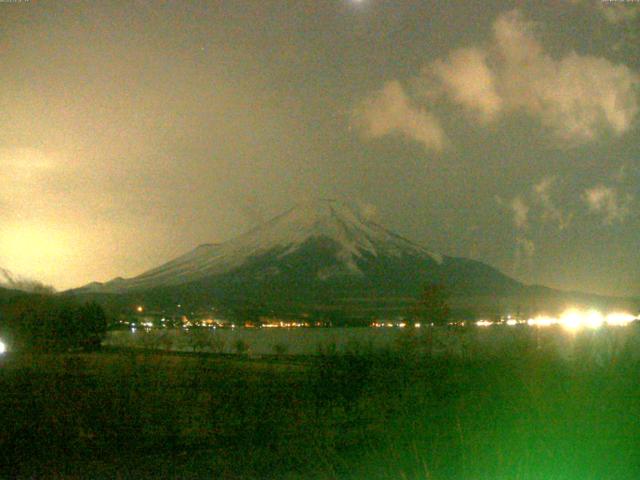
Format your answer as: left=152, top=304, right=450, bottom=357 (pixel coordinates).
left=84, top=199, right=442, bottom=293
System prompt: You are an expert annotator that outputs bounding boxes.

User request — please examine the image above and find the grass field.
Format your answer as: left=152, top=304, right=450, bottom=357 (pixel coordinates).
left=1, top=332, right=640, bottom=479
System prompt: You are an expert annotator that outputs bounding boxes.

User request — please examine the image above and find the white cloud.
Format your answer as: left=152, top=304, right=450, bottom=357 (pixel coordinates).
left=428, top=47, right=502, bottom=123
left=353, top=81, right=447, bottom=152
left=583, top=184, right=632, bottom=225
left=491, top=10, right=638, bottom=142
left=533, top=177, right=571, bottom=229
left=496, top=194, right=529, bottom=230
left=510, top=196, right=529, bottom=230
left=497, top=195, right=535, bottom=261
left=361, top=9, right=639, bottom=149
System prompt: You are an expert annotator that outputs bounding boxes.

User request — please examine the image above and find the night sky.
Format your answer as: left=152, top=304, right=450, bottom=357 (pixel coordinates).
left=1, top=0, right=638, bottom=296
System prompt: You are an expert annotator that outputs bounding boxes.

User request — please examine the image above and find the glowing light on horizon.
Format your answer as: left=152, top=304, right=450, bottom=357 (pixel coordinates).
left=560, top=309, right=583, bottom=332
left=526, top=309, right=637, bottom=331
left=367, top=310, right=637, bottom=330
left=605, top=312, right=636, bottom=327
left=528, top=316, right=555, bottom=327
left=584, top=310, right=605, bottom=329
left=0, top=340, right=6, bottom=354
left=0, top=222, right=73, bottom=285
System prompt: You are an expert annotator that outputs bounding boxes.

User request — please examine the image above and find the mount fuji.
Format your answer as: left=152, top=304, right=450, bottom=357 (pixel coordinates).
left=84, top=200, right=443, bottom=291
left=72, top=200, right=630, bottom=319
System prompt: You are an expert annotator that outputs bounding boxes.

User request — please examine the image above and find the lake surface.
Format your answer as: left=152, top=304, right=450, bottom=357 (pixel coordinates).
left=105, top=324, right=640, bottom=362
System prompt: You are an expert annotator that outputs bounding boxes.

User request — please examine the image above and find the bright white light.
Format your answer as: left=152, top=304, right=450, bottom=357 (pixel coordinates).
left=0, top=340, right=6, bottom=354
left=560, top=309, right=583, bottom=332
left=584, top=310, right=604, bottom=330
left=606, top=312, right=636, bottom=327
left=506, top=319, right=517, bottom=326
left=476, top=320, right=492, bottom=327
left=525, top=310, right=636, bottom=330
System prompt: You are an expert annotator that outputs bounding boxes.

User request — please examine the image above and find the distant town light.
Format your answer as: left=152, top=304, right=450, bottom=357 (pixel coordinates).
left=606, top=312, right=636, bottom=327
left=136, top=306, right=144, bottom=313
left=560, top=309, right=583, bottom=332
left=526, top=309, right=637, bottom=330
left=585, top=310, right=604, bottom=330
left=528, top=316, right=555, bottom=327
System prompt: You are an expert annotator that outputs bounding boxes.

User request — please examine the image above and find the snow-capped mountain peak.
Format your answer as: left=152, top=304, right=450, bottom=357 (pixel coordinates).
left=245, top=199, right=440, bottom=267
left=83, top=199, right=442, bottom=293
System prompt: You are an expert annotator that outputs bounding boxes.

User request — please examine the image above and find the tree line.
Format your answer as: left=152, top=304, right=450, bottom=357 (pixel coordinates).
left=0, top=293, right=108, bottom=352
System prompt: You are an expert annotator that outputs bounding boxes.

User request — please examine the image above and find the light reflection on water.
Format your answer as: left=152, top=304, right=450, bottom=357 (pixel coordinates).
left=104, top=323, right=640, bottom=362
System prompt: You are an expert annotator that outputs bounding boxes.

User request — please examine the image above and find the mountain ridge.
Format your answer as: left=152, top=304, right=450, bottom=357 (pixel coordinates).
left=80, top=199, right=445, bottom=294
left=70, top=200, right=636, bottom=319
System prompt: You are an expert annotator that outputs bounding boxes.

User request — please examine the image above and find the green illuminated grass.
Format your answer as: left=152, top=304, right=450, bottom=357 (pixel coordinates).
left=0, top=335, right=639, bottom=479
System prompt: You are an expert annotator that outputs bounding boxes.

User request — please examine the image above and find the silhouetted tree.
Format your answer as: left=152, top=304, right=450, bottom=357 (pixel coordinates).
left=75, top=301, right=108, bottom=351
left=0, top=295, right=108, bottom=352
left=188, top=327, right=212, bottom=353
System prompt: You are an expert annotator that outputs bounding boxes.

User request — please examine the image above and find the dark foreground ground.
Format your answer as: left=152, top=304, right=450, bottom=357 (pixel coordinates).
left=1, top=333, right=640, bottom=479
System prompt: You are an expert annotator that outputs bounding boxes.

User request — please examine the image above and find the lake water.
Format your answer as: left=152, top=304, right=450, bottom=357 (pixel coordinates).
left=105, top=324, right=640, bottom=363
